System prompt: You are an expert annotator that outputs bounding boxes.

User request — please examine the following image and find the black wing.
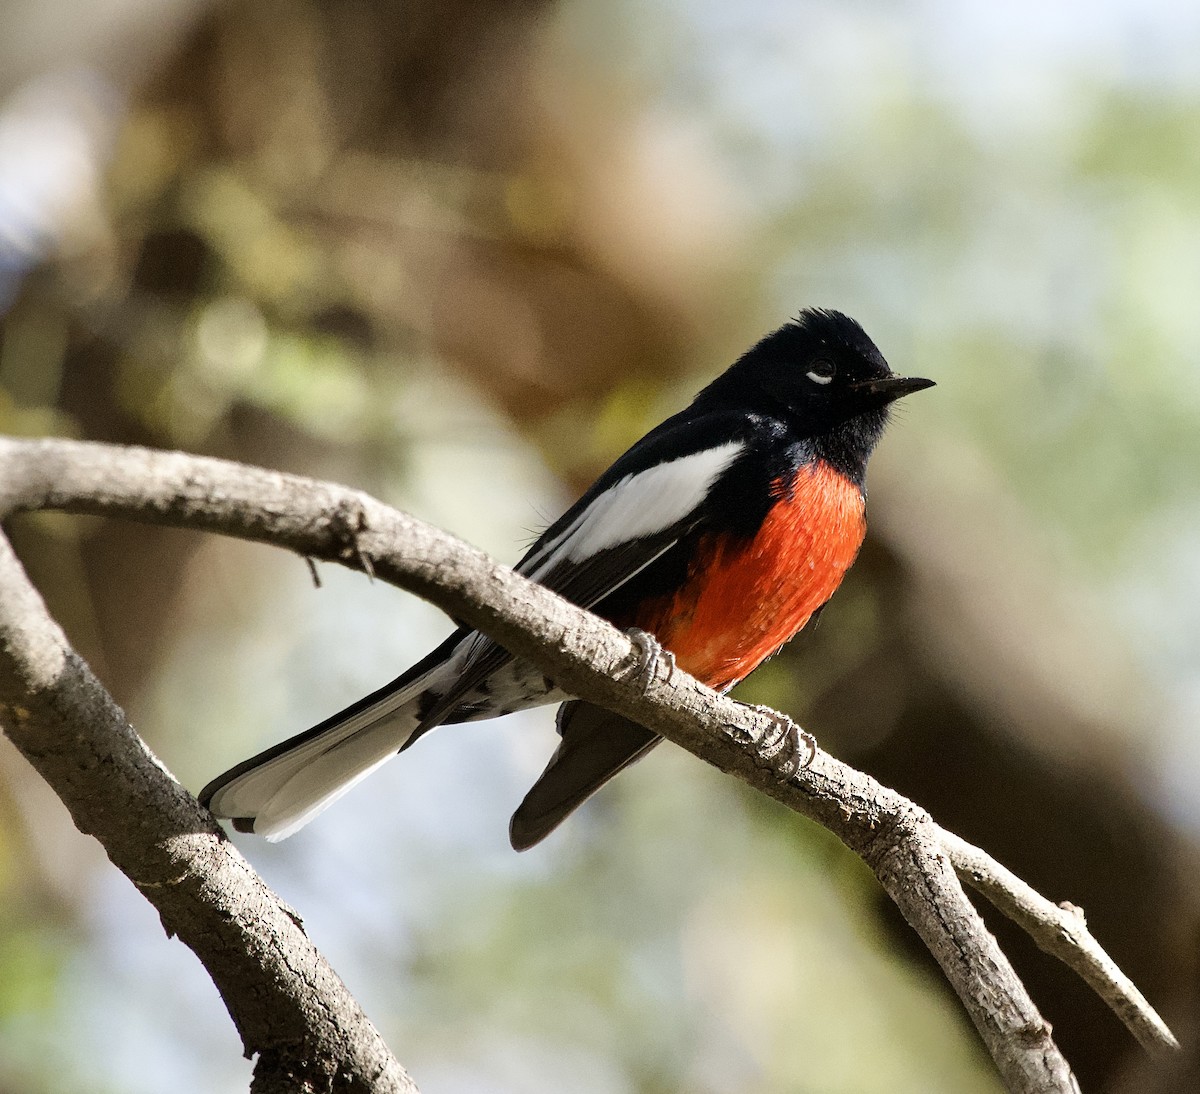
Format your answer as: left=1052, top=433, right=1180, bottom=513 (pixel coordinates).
left=423, top=412, right=755, bottom=724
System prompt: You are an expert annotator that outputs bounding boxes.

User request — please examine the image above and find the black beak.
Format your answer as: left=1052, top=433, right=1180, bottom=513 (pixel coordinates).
left=852, top=375, right=935, bottom=405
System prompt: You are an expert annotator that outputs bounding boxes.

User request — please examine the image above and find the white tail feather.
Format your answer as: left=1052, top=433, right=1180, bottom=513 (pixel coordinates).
left=256, top=716, right=419, bottom=840
left=205, top=668, right=450, bottom=839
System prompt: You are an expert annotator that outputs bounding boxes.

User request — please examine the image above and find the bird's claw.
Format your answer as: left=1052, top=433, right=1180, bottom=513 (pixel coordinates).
left=730, top=704, right=818, bottom=780
left=623, top=628, right=675, bottom=692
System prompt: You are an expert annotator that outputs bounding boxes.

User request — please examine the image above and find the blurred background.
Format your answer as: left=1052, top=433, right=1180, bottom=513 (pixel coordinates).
left=1, top=0, right=1199, bottom=1090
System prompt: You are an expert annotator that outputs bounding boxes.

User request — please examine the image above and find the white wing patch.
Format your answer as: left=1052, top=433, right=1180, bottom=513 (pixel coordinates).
left=526, top=441, right=744, bottom=576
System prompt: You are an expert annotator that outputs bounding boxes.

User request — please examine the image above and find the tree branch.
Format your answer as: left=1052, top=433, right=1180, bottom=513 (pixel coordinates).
left=0, top=524, right=418, bottom=1093
left=940, top=829, right=1178, bottom=1054
left=0, top=436, right=1178, bottom=1091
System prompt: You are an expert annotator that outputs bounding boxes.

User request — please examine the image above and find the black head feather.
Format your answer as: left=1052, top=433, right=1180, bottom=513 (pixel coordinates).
left=698, top=308, right=933, bottom=483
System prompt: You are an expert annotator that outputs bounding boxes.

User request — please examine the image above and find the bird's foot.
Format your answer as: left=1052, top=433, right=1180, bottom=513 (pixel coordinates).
left=729, top=704, right=818, bottom=780
left=623, top=628, right=675, bottom=692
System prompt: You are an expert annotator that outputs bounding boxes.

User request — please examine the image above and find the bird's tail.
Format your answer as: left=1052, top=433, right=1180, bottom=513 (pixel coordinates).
left=508, top=700, right=660, bottom=851
left=200, top=635, right=467, bottom=841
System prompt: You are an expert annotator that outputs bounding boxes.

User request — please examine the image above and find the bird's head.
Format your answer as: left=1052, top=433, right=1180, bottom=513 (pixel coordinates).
left=735, top=308, right=933, bottom=423
left=705, top=308, right=934, bottom=481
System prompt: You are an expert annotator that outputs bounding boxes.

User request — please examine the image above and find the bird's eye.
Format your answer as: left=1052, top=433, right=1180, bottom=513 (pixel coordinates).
left=806, top=360, right=836, bottom=385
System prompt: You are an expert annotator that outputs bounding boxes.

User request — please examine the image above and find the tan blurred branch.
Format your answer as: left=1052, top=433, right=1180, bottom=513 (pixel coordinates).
left=0, top=436, right=1178, bottom=1093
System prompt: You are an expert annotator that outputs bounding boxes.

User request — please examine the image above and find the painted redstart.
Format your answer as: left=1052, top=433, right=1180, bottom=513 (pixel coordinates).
left=201, top=309, right=933, bottom=849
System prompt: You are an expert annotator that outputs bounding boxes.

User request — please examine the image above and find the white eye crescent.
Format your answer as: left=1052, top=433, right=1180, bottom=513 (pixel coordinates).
left=806, top=360, right=835, bottom=385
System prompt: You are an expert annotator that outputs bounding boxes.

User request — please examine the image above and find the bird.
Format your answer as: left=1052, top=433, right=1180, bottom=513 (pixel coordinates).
left=200, top=309, right=933, bottom=850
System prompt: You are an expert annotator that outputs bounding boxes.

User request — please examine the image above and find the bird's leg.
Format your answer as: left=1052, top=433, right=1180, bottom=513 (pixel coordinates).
left=730, top=705, right=818, bottom=779
left=623, top=628, right=675, bottom=692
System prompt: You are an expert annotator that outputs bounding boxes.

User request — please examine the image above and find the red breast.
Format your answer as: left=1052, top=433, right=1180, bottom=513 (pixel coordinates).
left=627, top=460, right=866, bottom=690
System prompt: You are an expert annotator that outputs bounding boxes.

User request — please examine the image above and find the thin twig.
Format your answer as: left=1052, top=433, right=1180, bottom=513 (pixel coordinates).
left=940, top=829, right=1179, bottom=1054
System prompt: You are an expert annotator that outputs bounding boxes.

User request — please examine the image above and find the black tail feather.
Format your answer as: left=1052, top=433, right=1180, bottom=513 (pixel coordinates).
left=509, top=701, right=659, bottom=851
